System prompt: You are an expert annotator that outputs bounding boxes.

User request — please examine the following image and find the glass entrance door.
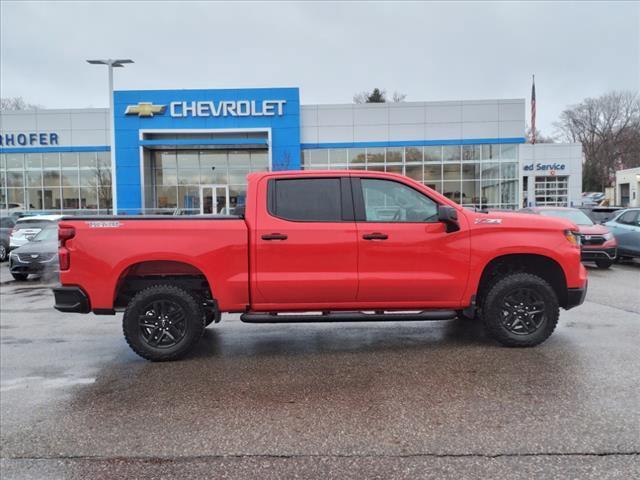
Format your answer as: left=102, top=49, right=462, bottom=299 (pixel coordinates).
left=200, top=185, right=230, bottom=215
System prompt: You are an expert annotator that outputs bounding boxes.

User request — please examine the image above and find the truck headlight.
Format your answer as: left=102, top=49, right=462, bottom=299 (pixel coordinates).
left=565, top=230, right=581, bottom=247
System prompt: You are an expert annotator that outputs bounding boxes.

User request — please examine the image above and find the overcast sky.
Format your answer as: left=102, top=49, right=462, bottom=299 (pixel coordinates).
left=1, top=1, right=638, bottom=134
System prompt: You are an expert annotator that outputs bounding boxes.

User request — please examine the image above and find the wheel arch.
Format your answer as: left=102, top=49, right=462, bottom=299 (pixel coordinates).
left=476, top=254, right=569, bottom=309
left=113, top=259, right=215, bottom=310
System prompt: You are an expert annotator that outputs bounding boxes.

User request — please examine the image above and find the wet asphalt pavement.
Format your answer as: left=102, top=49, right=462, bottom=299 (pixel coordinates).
left=0, top=262, right=639, bottom=479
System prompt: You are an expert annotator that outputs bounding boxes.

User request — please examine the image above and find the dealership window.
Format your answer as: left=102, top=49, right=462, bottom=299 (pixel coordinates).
left=300, top=144, right=518, bottom=209
left=0, top=151, right=112, bottom=213
left=147, top=149, right=267, bottom=214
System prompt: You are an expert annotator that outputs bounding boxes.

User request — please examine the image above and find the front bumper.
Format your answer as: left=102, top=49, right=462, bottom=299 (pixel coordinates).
left=566, top=281, right=588, bottom=310
left=581, top=247, right=617, bottom=261
left=10, top=254, right=58, bottom=275
left=53, top=286, right=91, bottom=313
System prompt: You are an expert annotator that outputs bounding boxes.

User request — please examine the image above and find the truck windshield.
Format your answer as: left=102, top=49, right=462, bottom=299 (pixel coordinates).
left=539, top=209, right=594, bottom=226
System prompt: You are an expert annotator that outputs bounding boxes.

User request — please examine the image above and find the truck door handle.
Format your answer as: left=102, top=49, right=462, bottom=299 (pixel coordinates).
left=362, top=232, right=388, bottom=240
left=261, top=233, right=288, bottom=241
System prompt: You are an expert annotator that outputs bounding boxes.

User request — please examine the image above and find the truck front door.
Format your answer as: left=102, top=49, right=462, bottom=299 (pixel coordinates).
left=352, top=176, right=470, bottom=307
left=253, top=176, right=359, bottom=307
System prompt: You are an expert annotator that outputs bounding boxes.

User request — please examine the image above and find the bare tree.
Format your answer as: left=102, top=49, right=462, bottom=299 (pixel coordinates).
left=555, top=91, right=640, bottom=191
left=353, top=88, right=386, bottom=104
left=525, top=125, right=556, bottom=143
left=0, top=96, right=42, bottom=111
left=392, top=91, right=407, bottom=103
left=89, top=163, right=113, bottom=213
left=354, top=89, right=407, bottom=104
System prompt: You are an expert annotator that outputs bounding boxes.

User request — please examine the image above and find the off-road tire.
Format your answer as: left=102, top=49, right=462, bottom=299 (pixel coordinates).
left=11, top=272, right=28, bottom=281
left=481, top=273, right=559, bottom=347
left=595, top=259, right=613, bottom=269
left=123, top=284, right=205, bottom=361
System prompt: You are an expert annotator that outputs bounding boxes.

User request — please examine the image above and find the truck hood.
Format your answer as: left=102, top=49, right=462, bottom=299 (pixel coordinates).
left=575, top=223, right=610, bottom=235
left=467, top=210, right=577, bottom=231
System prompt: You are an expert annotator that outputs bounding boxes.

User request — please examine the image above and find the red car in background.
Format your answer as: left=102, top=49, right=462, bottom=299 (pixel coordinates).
left=520, top=207, right=617, bottom=269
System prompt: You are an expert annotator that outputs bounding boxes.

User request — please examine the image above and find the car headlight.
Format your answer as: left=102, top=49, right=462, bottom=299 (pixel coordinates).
left=602, top=232, right=613, bottom=240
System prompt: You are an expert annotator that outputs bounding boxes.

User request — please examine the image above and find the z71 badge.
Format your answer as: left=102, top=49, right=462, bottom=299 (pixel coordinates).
left=86, top=221, right=122, bottom=228
left=474, top=218, right=503, bottom=224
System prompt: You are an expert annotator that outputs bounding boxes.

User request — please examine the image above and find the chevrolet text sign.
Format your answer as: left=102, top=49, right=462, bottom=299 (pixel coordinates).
left=170, top=100, right=286, bottom=118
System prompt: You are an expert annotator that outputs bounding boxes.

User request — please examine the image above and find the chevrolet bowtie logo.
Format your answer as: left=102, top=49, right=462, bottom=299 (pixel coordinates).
left=125, top=102, right=166, bottom=117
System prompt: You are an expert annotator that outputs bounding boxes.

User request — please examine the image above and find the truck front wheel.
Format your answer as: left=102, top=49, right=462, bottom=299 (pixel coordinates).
left=481, top=273, right=559, bottom=347
left=123, top=284, right=205, bottom=361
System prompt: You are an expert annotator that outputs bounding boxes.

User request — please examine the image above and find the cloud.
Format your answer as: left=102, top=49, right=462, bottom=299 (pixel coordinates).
left=1, top=1, right=638, bottom=133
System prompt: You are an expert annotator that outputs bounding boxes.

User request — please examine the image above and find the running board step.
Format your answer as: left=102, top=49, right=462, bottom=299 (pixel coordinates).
left=240, top=310, right=457, bottom=323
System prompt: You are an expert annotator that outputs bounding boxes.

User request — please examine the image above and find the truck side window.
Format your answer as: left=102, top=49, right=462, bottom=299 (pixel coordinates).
left=361, top=179, right=438, bottom=222
left=271, top=178, right=342, bottom=221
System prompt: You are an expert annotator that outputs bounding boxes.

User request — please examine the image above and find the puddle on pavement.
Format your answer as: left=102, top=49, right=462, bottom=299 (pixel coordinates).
left=1, top=375, right=96, bottom=392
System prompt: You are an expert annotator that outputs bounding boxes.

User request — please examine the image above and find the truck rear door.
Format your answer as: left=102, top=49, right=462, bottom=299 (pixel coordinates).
left=252, top=175, right=358, bottom=307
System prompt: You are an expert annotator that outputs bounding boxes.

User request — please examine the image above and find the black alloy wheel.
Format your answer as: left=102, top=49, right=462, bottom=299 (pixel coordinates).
left=499, top=287, right=546, bottom=335
left=138, top=300, right=188, bottom=349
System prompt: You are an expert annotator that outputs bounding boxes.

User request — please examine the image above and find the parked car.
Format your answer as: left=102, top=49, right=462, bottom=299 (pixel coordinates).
left=0, top=215, right=17, bottom=261
left=9, top=226, right=60, bottom=281
left=9, top=215, right=63, bottom=251
left=519, top=207, right=617, bottom=269
left=578, top=206, right=623, bottom=225
left=54, top=171, right=587, bottom=361
left=605, top=208, right=640, bottom=260
left=581, top=192, right=605, bottom=207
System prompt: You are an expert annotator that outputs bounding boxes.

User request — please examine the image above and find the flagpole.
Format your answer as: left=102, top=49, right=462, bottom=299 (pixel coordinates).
left=531, top=74, right=536, bottom=144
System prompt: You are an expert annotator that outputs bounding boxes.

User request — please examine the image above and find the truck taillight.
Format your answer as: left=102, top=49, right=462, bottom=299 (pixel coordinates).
left=59, top=226, right=76, bottom=243
left=59, top=247, right=70, bottom=270
left=58, top=225, right=75, bottom=271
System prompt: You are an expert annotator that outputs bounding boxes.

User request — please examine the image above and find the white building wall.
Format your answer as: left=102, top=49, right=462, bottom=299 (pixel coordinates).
left=615, top=167, right=640, bottom=207
left=300, top=99, right=525, bottom=145
left=0, top=108, right=109, bottom=147
left=519, top=143, right=583, bottom=207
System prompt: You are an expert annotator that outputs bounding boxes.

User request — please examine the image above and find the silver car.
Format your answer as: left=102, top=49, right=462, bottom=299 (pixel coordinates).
left=605, top=208, right=640, bottom=259
left=9, top=215, right=63, bottom=250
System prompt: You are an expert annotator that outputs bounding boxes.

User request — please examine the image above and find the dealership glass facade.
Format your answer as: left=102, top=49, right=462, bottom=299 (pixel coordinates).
left=143, top=149, right=269, bottom=214
left=301, top=143, right=519, bottom=209
left=0, top=151, right=113, bottom=213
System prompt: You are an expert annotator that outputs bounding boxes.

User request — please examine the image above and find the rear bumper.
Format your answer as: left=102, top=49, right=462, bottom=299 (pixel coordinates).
left=581, top=247, right=617, bottom=261
left=565, top=281, right=588, bottom=310
left=53, top=286, right=90, bottom=313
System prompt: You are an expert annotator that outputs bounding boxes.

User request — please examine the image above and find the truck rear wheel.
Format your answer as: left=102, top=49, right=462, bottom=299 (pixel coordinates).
left=481, top=273, right=559, bottom=347
left=122, top=284, right=205, bottom=361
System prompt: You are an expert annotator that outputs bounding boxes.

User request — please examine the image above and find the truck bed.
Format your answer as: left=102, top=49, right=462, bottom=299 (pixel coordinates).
left=57, top=216, right=250, bottom=312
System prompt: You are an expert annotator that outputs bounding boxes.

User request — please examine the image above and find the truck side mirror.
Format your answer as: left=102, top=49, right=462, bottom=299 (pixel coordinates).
left=438, top=205, right=460, bottom=233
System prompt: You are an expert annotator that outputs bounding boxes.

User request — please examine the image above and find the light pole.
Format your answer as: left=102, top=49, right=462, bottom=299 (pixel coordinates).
left=86, top=59, right=134, bottom=215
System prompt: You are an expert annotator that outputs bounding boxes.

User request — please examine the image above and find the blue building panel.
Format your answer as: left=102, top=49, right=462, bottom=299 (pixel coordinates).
left=113, top=87, right=301, bottom=213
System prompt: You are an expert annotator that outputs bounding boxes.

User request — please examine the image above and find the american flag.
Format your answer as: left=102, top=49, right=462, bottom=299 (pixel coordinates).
left=531, top=75, right=536, bottom=144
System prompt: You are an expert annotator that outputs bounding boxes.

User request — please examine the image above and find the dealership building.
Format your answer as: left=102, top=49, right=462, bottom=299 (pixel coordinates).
left=0, top=87, right=583, bottom=215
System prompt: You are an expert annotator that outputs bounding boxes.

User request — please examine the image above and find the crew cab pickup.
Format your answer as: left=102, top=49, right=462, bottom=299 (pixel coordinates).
left=53, top=171, right=588, bottom=361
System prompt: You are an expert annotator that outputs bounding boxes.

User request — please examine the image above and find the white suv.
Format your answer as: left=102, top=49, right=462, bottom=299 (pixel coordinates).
left=9, top=215, right=64, bottom=250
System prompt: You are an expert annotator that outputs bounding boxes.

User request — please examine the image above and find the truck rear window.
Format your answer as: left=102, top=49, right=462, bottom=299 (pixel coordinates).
left=270, top=178, right=342, bottom=222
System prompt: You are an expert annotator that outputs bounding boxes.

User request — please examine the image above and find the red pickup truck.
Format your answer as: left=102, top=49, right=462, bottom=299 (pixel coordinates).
left=53, top=171, right=588, bottom=361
